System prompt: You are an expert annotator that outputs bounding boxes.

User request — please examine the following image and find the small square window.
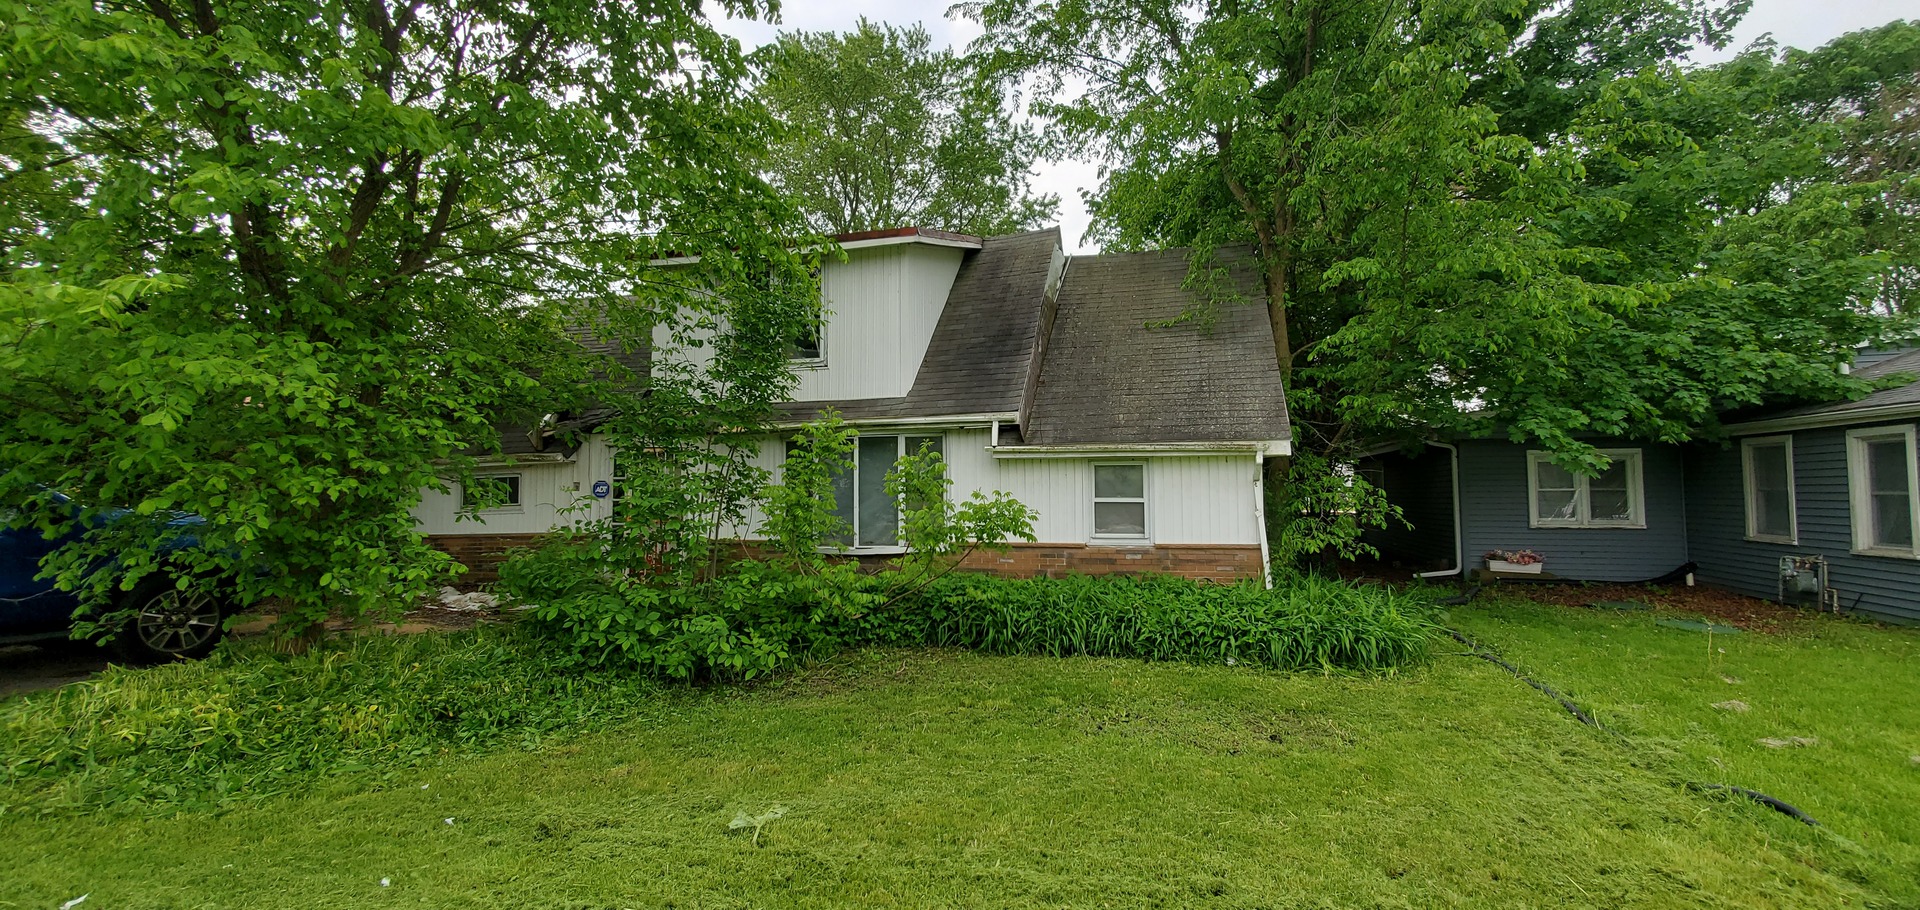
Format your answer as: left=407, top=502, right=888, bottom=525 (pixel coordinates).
left=1093, top=463, right=1147, bottom=538
left=1526, top=450, right=1645, bottom=529
left=462, top=474, right=521, bottom=510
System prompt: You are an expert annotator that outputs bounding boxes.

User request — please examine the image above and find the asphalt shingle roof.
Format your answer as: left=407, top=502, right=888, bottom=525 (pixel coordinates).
left=1743, top=347, right=1920, bottom=425
left=1021, top=247, right=1290, bottom=446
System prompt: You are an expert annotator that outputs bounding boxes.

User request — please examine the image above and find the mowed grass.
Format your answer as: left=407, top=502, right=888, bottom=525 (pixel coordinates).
left=3, top=597, right=1917, bottom=908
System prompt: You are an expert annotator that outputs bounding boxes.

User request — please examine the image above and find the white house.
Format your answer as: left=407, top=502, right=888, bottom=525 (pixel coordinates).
left=413, top=226, right=1292, bottom=583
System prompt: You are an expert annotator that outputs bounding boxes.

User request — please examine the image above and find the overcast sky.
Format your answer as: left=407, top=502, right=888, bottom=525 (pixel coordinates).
left=716, top=1, right=1914, bottom=253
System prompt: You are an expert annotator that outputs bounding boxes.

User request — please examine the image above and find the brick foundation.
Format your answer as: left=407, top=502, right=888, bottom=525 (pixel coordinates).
left=954, top=542, right=1264, bottom=583
left=432, top=535, right=1265, bottom=587
left=427, top=533, right=547, bottom=585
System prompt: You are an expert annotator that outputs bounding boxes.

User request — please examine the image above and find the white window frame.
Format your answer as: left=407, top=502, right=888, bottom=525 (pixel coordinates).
left=1741, top=435, right=1798, bottom=544
left=1090, top=462, right=1150, bottom=542
left=462, top=473, right=523, bottom=513
left=1845, top=425, right=1920, bottom=559
left=1525, top=449, right=1646, bottom=529
left=784, top=267, right=827, bottom=369
left=792, top=432, right=945, bottom=553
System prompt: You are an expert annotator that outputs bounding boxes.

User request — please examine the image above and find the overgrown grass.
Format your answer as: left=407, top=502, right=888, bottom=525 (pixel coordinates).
left=0, top=626, right=663, bottom=814
left=883, top=572, right=1437, bottom=670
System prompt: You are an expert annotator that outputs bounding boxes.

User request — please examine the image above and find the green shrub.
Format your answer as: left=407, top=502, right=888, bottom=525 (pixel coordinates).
left=857, top=572, right=1437, bottom=672
left=0, top=625, right=661, bottom=814
left=499, top=538, right=880, bottom=681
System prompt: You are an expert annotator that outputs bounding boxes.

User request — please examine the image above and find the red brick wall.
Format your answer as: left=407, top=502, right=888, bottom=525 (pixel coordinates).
left=732, top=540, right=1264, bottom=583
left=955, top=543, right=1264, bottom=583
left=434, top=535, right=1265, bottom=587
left=427, top=533, right=547, bottom=585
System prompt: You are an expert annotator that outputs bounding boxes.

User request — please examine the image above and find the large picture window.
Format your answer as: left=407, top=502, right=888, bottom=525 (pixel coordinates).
left=789, top=434, right=943, bottom=548
left=1846, top=426, right=1919, bottom=558
left=1742, top=436, right=1797, bottom=544
left=1526, top=450, right=1645, bottom=529
left=1092, top=463, right=1148, bottom=539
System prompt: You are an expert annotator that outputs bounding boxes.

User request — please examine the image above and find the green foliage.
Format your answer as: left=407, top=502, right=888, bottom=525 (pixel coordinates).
left=1271, top=453, right=1406, bottom=569
left=964, top=0, right=1909, bottom=562
left=756, top=18, right=1057, bottom=236
left=760, top=412, right=858, bottom=569
left=0, top=626, right=662, bottom=814
left=885, top=443, right=1038, bottom=587
left=868, top=572, right=1437, bottom=673
left=0, top=0, right=809, bottom=634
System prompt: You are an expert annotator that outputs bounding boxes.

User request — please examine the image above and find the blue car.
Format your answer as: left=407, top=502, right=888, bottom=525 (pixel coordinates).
left=1, top=493, right=232, bottom=661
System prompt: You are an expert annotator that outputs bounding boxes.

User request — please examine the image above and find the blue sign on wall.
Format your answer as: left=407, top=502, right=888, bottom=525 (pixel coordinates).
left=592, top=480, right=611, bottom=499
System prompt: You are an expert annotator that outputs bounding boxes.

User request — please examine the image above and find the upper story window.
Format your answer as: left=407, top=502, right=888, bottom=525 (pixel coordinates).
left=1742, top=436, right=1797, bottom=544
left=1847, top=426, right=1919, bottom=558
left=787, top=433, right=943, bottom=548
left=1526, top=449, right=1645, bottom=529
left=461, top=474, right=522, bottom=511
left=763, top=265, right=824, bottom=365
left=1092, top=463, right=1148, bottom=539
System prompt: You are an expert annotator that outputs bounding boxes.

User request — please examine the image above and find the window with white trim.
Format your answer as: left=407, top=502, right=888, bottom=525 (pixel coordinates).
left=1092, top=463, right=1148, bottom=538
left=787, top=433, right=943, bottom=548
left=1742, top=436, right=1797, bottom=543
left=1846, top=426, right=1919, bottom=557
left=461, top=474, right=521, bottom=511
left=1526, top=450, right=1645, bottom=529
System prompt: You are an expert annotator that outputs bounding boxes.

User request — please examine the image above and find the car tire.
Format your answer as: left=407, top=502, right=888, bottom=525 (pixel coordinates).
left=112, top=575, right=229, bottom=663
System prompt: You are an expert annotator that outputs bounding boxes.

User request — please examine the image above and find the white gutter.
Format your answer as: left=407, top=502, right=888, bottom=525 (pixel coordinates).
left=991, top=438, right=1291, bottom=459
left=1413, top=441, right=1465, bottom=579
left=1255, top=448, right=1273, bottom=590
left=1723, top=401, right=1920, bottom=436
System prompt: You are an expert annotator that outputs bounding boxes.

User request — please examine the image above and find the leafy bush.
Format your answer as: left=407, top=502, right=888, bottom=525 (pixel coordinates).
left=0, top=626, right=661, bottom=814
left=851, top=572, right=1438, bottom=672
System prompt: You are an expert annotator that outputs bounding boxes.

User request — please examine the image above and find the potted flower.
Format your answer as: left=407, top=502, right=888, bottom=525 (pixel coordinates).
left=1484, top=549, right=1545, bottom=574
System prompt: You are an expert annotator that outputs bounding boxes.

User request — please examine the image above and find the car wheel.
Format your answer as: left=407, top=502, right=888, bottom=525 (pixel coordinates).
left=114, top=576, right=228, bottom=662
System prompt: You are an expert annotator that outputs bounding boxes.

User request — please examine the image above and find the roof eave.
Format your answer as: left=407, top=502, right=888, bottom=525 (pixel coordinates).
left=1723, top=401, right=1920, bottom=436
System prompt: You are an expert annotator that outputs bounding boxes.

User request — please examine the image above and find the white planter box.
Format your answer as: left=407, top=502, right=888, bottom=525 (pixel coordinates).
left=1486, top=559, right=1543, bottom=574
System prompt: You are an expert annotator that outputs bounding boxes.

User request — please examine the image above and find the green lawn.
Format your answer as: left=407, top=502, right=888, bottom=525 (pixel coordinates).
left=3, top=596, right=1916, bottom=908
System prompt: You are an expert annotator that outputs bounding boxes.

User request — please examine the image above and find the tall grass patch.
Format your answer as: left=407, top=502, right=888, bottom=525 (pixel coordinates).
left=860, top=573, right=1437, bottom=672
left=0, top=626, right=661, bottom=814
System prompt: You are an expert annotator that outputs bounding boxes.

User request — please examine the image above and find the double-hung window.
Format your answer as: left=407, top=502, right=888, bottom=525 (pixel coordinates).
left=1742, top=436, right=1797, bottom=544
left=1526, top=450, right=1645, bottom=529
left=1846, top=426, right=1920, bottom=558
left=789, top=434, right=944, bottom=548
left=1092, top=463, right=1148, bottom=539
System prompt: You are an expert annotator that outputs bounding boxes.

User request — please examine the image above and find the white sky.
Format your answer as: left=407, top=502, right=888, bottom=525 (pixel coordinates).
left=716, top=1, right=1914, bottom=253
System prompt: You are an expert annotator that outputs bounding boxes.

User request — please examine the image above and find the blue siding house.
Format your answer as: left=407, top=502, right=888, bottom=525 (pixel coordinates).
left=1362, top=349, right=1920, bottom=624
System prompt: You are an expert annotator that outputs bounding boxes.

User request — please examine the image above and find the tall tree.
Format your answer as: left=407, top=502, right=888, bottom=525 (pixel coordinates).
left=965, top=2, right=1899, bottom=468
left=757, top=18, right=1057, bottom=236
left=0, top=0, right=813, bottom=635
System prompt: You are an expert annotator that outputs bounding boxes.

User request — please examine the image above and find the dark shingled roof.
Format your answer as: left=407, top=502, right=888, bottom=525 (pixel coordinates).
left=487, top=324, right=649, bottom=457
left=776, top=227, right=1060, bottom=423
left=1022, top=247, right=1290, bottom=446
left=1745, top=347, right=1920, bottom=425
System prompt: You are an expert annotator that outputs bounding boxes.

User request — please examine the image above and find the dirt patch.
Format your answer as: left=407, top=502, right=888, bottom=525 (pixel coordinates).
left=1511, top=583, right=1818, bottom=633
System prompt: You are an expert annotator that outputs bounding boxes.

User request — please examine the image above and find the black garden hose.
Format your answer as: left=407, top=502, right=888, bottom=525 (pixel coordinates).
left=1444, top=626, right=1821, bottom=828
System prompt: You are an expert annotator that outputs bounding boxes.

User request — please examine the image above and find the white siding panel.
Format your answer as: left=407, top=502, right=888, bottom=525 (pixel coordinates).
left=794, top=246, right=907, bottom=401
left=411, top=458, right=596, bottom=536
left=1149, top=456, right=1261, bottom=544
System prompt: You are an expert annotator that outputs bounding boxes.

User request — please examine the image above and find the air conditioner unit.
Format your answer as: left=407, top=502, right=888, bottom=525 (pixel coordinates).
left=1778, top=555, right=1827, bottom=608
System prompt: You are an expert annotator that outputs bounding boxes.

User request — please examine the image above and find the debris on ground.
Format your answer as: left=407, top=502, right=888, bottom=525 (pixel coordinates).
left=1758, top=736, right=1819, bottom=749
left=435, top=586, right=499, bottom=612
left=1721, top=675, right=1743, bottom=685
left=1712, top=700, right=1750, bottom=713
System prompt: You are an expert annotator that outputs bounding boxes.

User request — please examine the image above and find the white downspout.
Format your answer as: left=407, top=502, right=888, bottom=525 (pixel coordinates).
left=1256, top=448, right=1273, bottom=589
left=1414, top=441, right=1465, bottom=579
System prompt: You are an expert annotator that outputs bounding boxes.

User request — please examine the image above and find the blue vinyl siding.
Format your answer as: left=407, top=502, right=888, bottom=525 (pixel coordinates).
left=1361, top=447, right=1456, bottom=569
left=1685, top=422, right=1920, bottom=625
left=1456, top=440, right=1689, bottom=582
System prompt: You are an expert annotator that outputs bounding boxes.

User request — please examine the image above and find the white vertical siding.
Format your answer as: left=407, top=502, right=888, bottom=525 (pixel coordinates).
left=789, top=244, right=965, bottom=402
left=422, top=429, right=1263, bottom=548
